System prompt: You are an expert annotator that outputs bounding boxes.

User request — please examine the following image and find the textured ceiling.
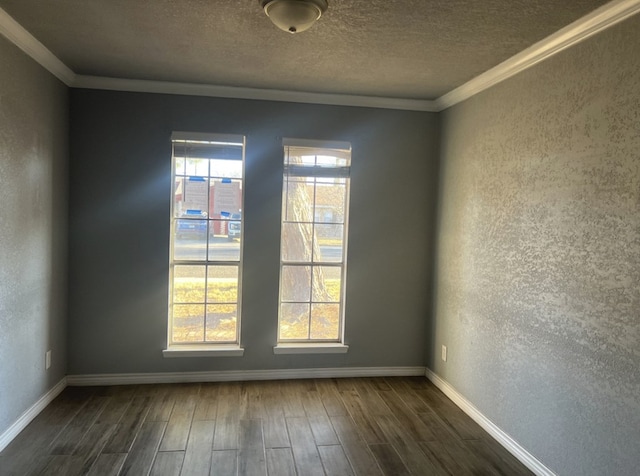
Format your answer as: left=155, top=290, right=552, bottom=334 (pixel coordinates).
left=0, top=0, right=611, bottom=99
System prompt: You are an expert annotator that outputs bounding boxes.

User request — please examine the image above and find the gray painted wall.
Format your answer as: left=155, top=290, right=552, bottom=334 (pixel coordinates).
left=68, top=91, right=439, bottom=374
left=431, top=14, right=640, bottom=476
left=0, top=37, right=68, bottom=435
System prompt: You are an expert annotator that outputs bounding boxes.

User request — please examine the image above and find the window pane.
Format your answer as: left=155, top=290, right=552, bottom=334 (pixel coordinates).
left=314, top=182, right=346, bottom=224
left=173, top=265, right=206, bottom=303
left=172, top=304, right=205, bottom=343
left=174, top=219, right=207, bottom=261
left=279, top=140, right=350, bottom=344
left=284, top=178, right=314, bottom=222
left=173, top=177, right=184, bottom=217
left=310, top=303, right=340, bottom=340
left=182, top=177, right=209, bottom=214
left=171, top=135, right=244, bottom=347
left=207, top=266, right=238, bottom=303
left=185, top=158, right=209, bottom=176
left=210, top=159, right=242, bottom=179
left=314, top=224, right=343, bottom=263
left=281, top=265, right=311, bottom=302
left=175, top=156, right=185, bottom=176
left=209, top=219, right=227, bottom=238
left=281, top=222, right=312, bottom=262
left=312, top=266, right=341, bottom=302
left=210, top=179, right=242, bottom=217
left=280, top=303, right=310, bottom=340
left=208, top=220, right=241, bottom=261
left=227, top=214, right=242, bottom=242
left=206, top=304, right=237, bottom=342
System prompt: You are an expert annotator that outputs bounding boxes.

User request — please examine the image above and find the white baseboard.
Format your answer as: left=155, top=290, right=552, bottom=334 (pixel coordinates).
left=67, top=366, right=426, bottom=386
left=425, top=369, right=555, bottom=476
left=0, top=377, right=68, bottom=453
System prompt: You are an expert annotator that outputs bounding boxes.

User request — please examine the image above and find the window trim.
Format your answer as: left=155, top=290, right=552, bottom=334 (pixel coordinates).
left=165, top=131, right=246, bottom=355
left=273, top=343, right=349, bottom=355
left=163, top=345, right=244, bottom=358
left=277, top=138, right=352, bottom=345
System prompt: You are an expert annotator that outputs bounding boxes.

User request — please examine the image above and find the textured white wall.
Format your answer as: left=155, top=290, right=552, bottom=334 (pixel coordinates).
left=0, top=37, right=68, bottom=436
left=432, top=14, right=640, bottom=476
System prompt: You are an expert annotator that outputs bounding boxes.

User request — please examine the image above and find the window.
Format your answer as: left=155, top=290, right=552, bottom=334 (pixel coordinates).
left=278, top=139, right=351, bottom=345
left=168, top=132, right=244, bottom=350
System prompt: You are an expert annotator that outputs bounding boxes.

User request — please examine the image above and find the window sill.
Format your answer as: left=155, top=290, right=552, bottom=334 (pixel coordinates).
left=163, top=345, right=244, bottom=358
left=273, top=343, right=349, bottom=355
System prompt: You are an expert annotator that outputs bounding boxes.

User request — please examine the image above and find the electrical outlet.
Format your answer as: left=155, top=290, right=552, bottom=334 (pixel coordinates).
left=45, top=350, right=52, bottom=370
left=441, top=345, right=447, bottom=362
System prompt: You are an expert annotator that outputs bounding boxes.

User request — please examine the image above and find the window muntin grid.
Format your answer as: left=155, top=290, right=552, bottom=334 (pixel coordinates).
left=169, top=134, right=244, bottom=345
left=278, top=141, right=351, bottom=343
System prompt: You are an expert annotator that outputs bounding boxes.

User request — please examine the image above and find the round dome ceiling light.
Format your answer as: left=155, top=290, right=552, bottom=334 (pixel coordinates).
left=260, top=0, right=329, bottom=34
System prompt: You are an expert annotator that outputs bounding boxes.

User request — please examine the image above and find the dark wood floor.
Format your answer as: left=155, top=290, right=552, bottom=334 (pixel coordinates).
left=0, top=377, right=533, bottom=476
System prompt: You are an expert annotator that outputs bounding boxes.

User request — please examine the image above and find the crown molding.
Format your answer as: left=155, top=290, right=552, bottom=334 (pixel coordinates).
left=435, top=0, right=640, bottom=110
left=3, top=1, right=639, bottom=112
left=0, top=6, right=75, bottom=85
left=72, top=75, right=439, bottom=111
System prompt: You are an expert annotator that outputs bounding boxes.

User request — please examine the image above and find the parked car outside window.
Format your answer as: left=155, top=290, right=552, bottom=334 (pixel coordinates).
left=228, top=212, right=241, bottom=241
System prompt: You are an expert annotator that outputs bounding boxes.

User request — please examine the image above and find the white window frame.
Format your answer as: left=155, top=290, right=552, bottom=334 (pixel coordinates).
left=164, top=131, right=245, bottom=357
left=275, top=138, right=351, bottom=354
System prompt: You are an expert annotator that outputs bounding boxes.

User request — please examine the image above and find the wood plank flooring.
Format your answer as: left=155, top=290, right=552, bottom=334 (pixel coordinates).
left=0, top=377, right=533, bottom=475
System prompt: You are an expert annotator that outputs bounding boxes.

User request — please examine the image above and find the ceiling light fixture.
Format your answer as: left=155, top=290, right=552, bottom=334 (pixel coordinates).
left=260, top=0, right=328, bottom=34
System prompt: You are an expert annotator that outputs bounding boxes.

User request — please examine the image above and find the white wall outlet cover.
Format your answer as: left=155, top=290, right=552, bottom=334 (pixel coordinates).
left=45, top=350, right=52, bottom=370
left=441, top=345, right=447, bottom=362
